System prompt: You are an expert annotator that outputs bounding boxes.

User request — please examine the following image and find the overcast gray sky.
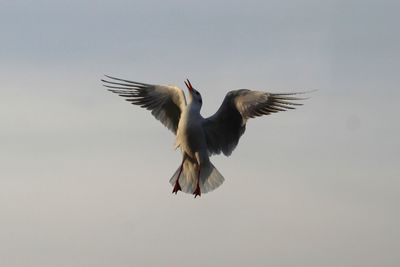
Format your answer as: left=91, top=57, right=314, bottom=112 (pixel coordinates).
left=1, top=0, right=399, bottom=266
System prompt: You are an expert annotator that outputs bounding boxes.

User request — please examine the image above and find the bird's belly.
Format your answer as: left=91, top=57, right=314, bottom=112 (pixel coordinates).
left=176, top=124, right=205, bottom=158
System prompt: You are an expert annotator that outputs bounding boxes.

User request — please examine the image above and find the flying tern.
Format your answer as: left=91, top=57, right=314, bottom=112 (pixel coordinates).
left=102, top=75, right=310, bottom=198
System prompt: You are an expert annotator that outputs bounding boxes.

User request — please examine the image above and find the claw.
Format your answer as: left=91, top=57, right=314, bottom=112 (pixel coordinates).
left=193, top=165, right=201, bottom=198
left=172, top=181, right=181, bottom=194
left=172, top=160, right=185, bottom=195
left=193, top=184, right=201, bottom=198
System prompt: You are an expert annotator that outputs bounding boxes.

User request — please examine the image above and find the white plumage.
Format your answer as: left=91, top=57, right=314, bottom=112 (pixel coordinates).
left=102, top=75, right=310, bottom=198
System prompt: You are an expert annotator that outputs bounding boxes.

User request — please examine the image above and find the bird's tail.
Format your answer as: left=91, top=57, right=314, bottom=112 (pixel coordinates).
left=169, top=160, right=224, bottom=194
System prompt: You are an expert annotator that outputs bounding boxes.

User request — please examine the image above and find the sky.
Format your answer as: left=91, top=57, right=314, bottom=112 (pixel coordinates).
left=1, top=0, right=399, bottom=266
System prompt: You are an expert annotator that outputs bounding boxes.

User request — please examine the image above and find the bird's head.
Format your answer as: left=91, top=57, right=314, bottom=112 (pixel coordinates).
left=185, top=79, right=202, bottom=107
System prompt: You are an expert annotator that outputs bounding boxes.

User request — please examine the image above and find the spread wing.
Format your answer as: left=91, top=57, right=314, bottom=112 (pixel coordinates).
left=203, top=89, right=308, bottom=156
left=102, top=75, right=186, bottom=134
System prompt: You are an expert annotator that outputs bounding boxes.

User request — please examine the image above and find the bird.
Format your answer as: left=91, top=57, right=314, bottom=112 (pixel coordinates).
left=102, top=75, right=310, bottom=198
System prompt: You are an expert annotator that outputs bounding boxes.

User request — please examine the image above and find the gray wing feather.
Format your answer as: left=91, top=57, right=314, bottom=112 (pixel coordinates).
left=102, top=75, right=186, bottom=134
left=203, top=89, right=308, bottom=156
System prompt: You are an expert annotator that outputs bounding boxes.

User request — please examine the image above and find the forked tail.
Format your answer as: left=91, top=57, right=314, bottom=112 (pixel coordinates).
left=169, top=160, right=224, bottom=194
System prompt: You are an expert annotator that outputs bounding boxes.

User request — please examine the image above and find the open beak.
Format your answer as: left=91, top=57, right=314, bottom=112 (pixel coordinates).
left=184, top=79, right=193, bottom=94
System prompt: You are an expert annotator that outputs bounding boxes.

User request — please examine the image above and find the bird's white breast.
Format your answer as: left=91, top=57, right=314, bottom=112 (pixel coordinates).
left=176, top=106, right=206, bottom=158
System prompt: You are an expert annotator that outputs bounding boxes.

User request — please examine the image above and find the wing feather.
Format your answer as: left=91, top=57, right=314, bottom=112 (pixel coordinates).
left=203, top=89, right=309, bottom=156
left=102, top=75, right=186, bottom=134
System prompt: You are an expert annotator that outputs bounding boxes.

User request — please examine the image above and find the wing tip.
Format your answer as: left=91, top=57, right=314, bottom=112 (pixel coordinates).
left=273, top=89, right=318, bottom=97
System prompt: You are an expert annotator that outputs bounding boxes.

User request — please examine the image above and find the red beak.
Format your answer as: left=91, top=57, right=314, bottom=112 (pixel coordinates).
left=184, top=79, right=193, bottom=93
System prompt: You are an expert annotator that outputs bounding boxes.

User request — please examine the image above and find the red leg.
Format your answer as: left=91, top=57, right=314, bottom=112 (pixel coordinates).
left=172, top=161, right=184, bottom=194
left=193, top=165, right=201, bottom=198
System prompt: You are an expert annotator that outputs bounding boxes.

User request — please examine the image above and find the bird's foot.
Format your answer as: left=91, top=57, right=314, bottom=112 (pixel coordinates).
left=172, top=181, right=181, bottom=194
left=193, top=184, right=201, bottom=198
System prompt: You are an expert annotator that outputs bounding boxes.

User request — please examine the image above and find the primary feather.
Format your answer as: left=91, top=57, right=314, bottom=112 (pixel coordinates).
left=203, top=89, right=307, bottom=156
left=102, top=75, right=186, bottom=134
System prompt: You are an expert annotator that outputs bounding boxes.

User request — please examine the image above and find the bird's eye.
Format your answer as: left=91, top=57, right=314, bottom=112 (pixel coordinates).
left=195, top=91, right=200, bottom=95
left=199, top=99, right=202, bottom=104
